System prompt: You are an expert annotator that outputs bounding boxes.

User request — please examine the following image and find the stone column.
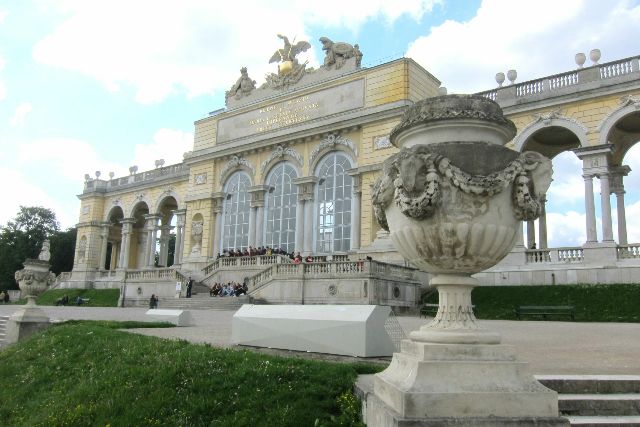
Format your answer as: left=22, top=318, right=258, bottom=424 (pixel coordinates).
left=159, top=225, right=172, bottom=266
left=538, top=195, right=548, bottom=249
left=295, top=199, right=305, bottom=253
left=583, top=175, right=598, bottom=243
left=255, top=204, right=265, bottom=248
left=248, top=207, right=257, bottom=247
left=526, top=220, right=536, bottom=249
left=211, top=192, right=226, bottom=257
left=144, top=214, right=161, bottom=267
left=173, top=209, right=186, bottom=265
left=248, top=185, right=269, bottom=249
left=303, top=196, right=314, bottom=255
left=599, top=172, right=614, bottom=242
left=610, top=166, right=631, bottom=245
left=119, top=219, right=135, bottom=269
left=99, top=222, right=110, bottom=270
left=348, top=170, right=362, bottom=250
left=293, top=177, right=318, bottom=256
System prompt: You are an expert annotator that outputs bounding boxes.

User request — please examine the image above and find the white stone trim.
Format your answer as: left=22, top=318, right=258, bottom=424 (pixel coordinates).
left=309, top=134, right=358, bottom=170
left=513, top=112, right=588, bottom=152
left=260, top=145, right=303, bottom=175
left=598, top=95, right=640, bottom=145
left=219, top=155, right=255, bottom=184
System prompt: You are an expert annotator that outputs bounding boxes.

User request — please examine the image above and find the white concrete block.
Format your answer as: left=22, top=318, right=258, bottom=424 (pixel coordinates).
left=145, top=309, right=193, bottom=326
left=231, top=304, right=396, bottom=357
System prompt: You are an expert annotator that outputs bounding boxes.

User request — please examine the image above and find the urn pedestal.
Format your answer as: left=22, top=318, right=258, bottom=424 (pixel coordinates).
left=363, top=95, right=568, bottom=426
left=6, top=259, right=54, bottom=345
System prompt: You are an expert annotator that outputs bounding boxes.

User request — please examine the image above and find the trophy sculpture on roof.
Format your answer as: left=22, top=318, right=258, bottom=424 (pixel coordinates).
left=265, top=34, right=311, bottom=89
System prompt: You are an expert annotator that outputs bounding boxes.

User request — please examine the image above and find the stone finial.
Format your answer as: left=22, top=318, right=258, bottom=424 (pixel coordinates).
left=155, top=159, right=165, bottom=168
left=590, top=48, right=601, bottom=64
left=95, top=171, right=101, bottom=179
left=109, top=172, right=115, bottom=179
left=129, top=165, right=138, bottom=175
left=38, top=240, right=51, bottom=262
left=507, top=69, right=517, bottom=84
left=495, top=72, right=505, bottom=87
left=575, top=52, right=586, bottom=68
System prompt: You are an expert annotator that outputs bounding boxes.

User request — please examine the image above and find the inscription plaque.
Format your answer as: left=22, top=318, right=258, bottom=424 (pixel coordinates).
left=217, top=79, right=365, bottom=143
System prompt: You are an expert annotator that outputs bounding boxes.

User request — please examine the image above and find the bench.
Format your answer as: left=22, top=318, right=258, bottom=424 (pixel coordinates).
left=420, top=304, right=476, bottom=318
left=515, top=305, right=575, bottom=321
left=76, top=298, right=90, bottom=306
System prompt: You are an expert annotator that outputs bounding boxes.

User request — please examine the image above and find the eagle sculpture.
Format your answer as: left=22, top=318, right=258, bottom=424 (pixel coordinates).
left=269, top=34, right=311, bottom=64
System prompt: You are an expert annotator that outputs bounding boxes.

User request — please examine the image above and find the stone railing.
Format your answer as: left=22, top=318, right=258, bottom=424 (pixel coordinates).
left=475, top=56, right=640, bottom=107
left=202, top=254, right=292, bottom=276
left=617, top=244, right=640, bottom=259
left=526, top=247, right=584, bottom=264
left=97, top=270, right=120, bottom=279
left=125, top=267, right=181, bottom=281
left=248, top=260, right=417, bottom=292
left=83, top=163, right=188, bottom=193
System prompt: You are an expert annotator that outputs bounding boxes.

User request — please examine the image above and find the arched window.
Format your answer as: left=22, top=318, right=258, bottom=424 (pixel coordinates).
left=265, top=162, right=298, bottom=253
left=222, top=172, right=251, bottom=251
left=315, top=152, right=352, bottom=253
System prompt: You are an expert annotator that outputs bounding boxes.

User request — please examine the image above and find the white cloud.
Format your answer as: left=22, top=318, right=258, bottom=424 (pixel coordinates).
left=406, top=0, right=640, bottom=93
left=16, top=137, right=126, bottom=182
left=32, top=0, right=438, bottom=103
left=0, top=168, right=77, bottom=230
left=131, top=128, right=194, bottom=171
left=10, top=102, right=32, bottom=127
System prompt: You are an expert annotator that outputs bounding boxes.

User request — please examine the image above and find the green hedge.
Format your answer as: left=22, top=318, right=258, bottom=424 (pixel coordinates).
left=424, top=284, right=640, bottom=322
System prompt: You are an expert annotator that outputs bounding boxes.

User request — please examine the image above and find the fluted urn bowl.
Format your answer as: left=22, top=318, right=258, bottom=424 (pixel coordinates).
left=15, top=259, right=54, bottom=305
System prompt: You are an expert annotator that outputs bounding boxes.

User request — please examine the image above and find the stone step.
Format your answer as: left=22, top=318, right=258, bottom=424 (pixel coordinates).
left=158, top=296, right=248, bottom=310
left=566, top=415, right=640, bottom=426
left=559, top=394, right=640, bottom=416
left=538, top=376, right=640, bottom=394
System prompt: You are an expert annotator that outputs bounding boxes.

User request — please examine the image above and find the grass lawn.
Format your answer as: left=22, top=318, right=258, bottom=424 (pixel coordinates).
left=0, top=321, right=382, bottom=426
left=423, top=283, right=640, bottom=322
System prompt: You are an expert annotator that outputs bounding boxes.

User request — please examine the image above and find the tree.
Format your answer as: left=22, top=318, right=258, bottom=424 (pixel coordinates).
left=50, top=227, right=77, bottom=275
left=0, top=206, right=64, bottom=290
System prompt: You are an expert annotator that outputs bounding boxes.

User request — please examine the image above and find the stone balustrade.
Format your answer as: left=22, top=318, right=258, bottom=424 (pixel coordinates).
left=526, top=247, right=585, bottom=264
left=476, top=56, right=640, bottom=107
left=617, top=244, right=640, bottom=259
left=202, top=254, right=291, bottom=276
left=248, top=260, right=415, bottom=291
left=125, top=267, right=181, bottom=281
left=83, top=163, right=188, bottom=193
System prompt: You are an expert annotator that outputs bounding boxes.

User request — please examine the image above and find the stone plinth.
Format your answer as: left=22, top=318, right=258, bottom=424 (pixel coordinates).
left=371, top=341, right=562, bottom=421
left=5, top=306, right=51, bottom=345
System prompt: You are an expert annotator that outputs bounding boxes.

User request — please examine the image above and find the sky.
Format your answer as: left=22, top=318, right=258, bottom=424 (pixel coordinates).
left=1, top=0, right=640, bottom=248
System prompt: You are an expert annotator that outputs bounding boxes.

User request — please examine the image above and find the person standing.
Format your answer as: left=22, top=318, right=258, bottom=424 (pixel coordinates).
left=186, top=277, right=194, bottom=298
left=149, top=294, right=159, bottom=309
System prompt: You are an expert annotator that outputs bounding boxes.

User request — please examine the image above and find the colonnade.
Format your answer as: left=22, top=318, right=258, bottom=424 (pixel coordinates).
left=97, top=209, right=186, bottom=271
left=525, top=163, right=630, bottom=250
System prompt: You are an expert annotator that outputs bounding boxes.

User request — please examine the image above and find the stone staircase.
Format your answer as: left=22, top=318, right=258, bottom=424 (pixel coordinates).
left=537, top=375, right=640, bottom=426
left=158, top=293, right=249, bottom=310
left=0, top=316, right=9, bottom=348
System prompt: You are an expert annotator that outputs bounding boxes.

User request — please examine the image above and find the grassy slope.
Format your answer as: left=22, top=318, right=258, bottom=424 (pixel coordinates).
left=9, top=289, right=121, bottom=307
left=423, top=284, right=640, bottom=322
left=0, top=322, right=382, bottom=427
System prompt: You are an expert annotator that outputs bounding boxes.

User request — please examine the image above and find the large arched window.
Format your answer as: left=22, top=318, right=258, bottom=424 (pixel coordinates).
left=265, top=162, right=298, bottom=253
left=315, top=152, right=352, bottom=253
left=222, top=172, right=251, bottom=251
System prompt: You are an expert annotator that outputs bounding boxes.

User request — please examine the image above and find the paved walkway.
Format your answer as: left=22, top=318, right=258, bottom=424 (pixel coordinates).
left=1, top=305, right=639, bottom=375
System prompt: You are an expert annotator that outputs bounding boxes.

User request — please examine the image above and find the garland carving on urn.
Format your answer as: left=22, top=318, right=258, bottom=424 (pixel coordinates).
left=372, top=147, right=550, bottom=231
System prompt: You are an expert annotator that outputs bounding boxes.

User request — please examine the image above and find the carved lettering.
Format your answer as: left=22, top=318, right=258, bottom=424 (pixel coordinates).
left=249, top=95, right=320, bottom=133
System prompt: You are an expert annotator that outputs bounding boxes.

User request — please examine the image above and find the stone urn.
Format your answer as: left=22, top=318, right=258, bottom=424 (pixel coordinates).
left=14, top=259, right=55, bottom=306
left=367, top=95, right=564, bottom=425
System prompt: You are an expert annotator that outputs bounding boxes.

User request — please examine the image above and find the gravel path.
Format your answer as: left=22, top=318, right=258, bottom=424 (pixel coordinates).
left=2, top=305, right=638, bottom=375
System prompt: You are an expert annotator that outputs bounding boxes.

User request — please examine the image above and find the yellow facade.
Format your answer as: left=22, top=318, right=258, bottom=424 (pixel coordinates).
left=72, top=53, right=640, bottom=278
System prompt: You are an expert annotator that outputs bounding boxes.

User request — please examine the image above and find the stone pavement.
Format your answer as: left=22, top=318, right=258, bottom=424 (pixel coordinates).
left=1, top=304, right=639, bottom=375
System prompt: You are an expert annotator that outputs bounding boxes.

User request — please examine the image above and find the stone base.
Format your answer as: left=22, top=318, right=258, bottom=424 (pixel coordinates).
left=360, top=388, right=568, bottom=427
left=5, top=306, right=51, bottom=344
left=368, top=339, right=564, bottom=423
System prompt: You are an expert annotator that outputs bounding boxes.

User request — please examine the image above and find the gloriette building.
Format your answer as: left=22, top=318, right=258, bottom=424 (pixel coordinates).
left=61, top=38, right=640, bottom=307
